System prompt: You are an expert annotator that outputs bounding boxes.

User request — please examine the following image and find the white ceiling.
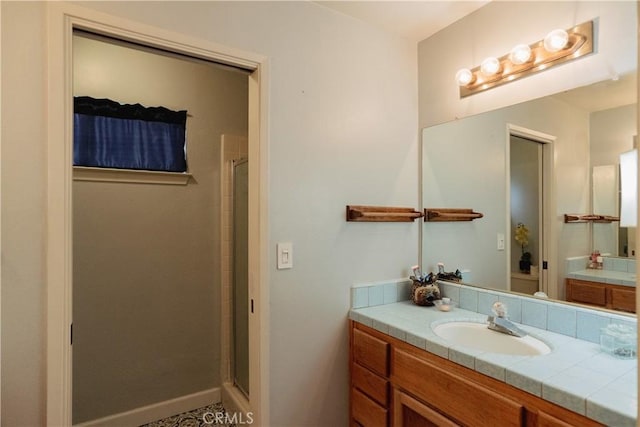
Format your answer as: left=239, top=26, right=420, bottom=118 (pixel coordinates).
left=315, top=1, right=490, bottom=43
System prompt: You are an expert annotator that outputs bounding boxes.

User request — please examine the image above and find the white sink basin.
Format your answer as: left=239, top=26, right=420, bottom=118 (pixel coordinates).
left=433, top=321, right=551, bottom=356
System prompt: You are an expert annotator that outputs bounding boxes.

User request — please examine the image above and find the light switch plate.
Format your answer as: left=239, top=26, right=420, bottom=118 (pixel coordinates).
left=277, top=242, right=293, bottom=269
left=497, top=233, right=505, bottom=251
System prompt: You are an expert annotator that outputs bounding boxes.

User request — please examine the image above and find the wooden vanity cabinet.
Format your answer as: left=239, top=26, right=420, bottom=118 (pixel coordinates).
left=566, top=278, right=636, bottom=313
left=350, top=321, right=604, bottom=427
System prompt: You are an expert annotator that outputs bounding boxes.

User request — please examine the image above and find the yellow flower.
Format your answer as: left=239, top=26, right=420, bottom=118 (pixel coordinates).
left=515, top=223, right=529, bottom=247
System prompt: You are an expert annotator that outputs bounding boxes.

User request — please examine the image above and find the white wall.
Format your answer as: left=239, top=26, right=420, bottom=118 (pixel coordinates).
left=1, top=1, right=418, bottom=426
left=591, top=103, right=637, bottom=167
left=418, top=1, right=637, bottom=128
left=591, top=103, right=637, bottom=256
left=422, top=95, right=590, bottom=293
left=1, top=2, right=47, bottom=425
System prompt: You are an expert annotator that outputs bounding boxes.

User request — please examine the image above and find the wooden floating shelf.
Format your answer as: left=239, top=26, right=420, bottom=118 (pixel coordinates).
left=346, top=205, right=423, bottom=222
left=564, top=214, right=620, bottom=223
left=424, top=208, right=484, bottom=222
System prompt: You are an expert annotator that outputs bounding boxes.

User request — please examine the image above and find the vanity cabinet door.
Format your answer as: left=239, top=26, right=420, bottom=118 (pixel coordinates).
left=393, top=349, right=524, bottom=427
left=392, top=388, right=460, bottom=427
left=566, top=279, right=606, bottom=307
left=608, top=286, right=636, bottom=313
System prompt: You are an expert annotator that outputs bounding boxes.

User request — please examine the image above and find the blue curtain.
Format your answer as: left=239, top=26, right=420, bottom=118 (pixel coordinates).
left=74, top=97, right=187, bottom=172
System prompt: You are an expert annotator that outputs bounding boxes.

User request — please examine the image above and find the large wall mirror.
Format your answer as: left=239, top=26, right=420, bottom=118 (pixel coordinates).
left=421, top=71, right=637, bottom=314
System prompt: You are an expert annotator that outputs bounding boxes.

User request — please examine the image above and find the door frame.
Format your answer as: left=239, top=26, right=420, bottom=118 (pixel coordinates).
left=46, top=3, right=270, bottom=425
left=506, top=124, right=557, bottom=298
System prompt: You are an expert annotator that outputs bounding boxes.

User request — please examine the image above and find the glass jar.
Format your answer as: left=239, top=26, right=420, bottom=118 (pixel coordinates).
left=600, top=323, right=637, bottom=359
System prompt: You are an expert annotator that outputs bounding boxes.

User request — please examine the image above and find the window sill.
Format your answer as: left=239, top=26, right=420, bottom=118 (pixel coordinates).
left=73, top=166, right=192, bottom=185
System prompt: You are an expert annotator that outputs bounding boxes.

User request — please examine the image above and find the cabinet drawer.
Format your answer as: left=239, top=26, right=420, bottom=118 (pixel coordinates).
left=393, top=349, right=524, bottom=427
left=609, top=287, right=636, bottom=313
left=352, top=387, right=387, bottom=427
left=537, top=411, right=575, bottom=427
left=352, top=362, right=388, bottom=407
left=566, top=279, right=606, bottom=306
left=353, top=328, right=389, bottom=377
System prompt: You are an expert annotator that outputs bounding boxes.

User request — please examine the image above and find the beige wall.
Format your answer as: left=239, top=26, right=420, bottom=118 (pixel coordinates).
left=71, top=35, right=248, bottom=422
left=1, top=1, right=418, bottom=426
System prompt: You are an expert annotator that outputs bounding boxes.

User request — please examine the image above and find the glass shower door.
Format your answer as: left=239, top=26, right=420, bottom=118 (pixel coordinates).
left=232, top=159, right=249, bottom=397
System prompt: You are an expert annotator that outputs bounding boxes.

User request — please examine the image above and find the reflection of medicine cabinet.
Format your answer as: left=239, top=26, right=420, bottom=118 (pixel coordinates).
left=619, top=145, right=637, bottom=227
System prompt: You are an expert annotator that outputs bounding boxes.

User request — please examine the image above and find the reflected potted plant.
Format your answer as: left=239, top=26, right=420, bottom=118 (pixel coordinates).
left=515, top=223, right=532, bottom=273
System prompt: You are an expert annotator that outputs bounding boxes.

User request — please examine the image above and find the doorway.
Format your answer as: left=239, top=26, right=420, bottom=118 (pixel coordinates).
left=507, top=125, right=556, bottom=298
left=46, top=5, right=268, bottom=426
left=71, top=30, right=251, bottom=424
left=510, top=135, right=543, bottom=295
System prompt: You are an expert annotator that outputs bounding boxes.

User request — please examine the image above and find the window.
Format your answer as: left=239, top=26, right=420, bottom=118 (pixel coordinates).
left=73, top=96, right=187, bottom=172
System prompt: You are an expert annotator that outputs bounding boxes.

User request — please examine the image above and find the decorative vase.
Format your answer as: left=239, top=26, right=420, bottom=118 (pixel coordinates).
left=411, top=281, right=441, bottom=306
left=519, top=260, right=531, bottom=273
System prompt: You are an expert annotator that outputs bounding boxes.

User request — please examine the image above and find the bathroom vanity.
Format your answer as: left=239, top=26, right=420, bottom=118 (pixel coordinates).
left=566, top=278, right=636, bottom=313
left=350, top=321, right=601, bottom=427
left=564, top=257, right=637, bottom=313
left=349, top=280, right=637, bottom=427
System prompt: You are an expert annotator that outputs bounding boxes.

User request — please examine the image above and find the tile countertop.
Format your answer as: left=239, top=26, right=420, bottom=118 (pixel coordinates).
left=349, top=301, right=637, bottom=427
left=567, top=269, right=636, bottom=287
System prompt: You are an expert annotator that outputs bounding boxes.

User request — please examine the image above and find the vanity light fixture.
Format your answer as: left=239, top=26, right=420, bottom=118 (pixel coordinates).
left=509, top=44, right=532, bottom=65
left=455, top=68, right=475, bottom=86
left=543, top=29, right=569, bottom=52
left=480, top=57, right=501, bottom=76
left=456, top=20, right=594, bottom=98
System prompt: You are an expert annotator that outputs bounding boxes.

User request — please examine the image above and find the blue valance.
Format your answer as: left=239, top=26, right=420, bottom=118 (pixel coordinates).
left=74, top=97, right=187, bottom=172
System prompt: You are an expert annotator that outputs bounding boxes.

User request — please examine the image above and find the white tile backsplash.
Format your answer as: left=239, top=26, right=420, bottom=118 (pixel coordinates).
left=351, top=279, right=412, bottom=309
left=351, top=278, right=636, bottom=345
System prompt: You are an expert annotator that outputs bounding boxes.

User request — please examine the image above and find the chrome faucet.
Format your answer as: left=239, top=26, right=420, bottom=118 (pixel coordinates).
left=487, top=302, right=527, bottom=338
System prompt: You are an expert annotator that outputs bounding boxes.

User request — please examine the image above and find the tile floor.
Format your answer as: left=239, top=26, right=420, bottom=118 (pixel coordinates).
left=141, top=402, right=236, bottom=427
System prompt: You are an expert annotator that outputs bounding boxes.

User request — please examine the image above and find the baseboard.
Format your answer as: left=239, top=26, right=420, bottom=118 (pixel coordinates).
left=221, top=382, right=251, bottom=416
left=74, top=387, right=221, bottom=427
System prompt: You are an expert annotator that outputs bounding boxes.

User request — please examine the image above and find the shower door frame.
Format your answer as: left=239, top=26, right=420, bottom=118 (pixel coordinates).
left=46, top=3, right=270, bottom=425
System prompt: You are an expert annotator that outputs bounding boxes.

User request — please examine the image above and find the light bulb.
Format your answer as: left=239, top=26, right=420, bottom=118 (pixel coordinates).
left=509, top=44, right=532, bottom=65
left=455, top=68, right=474, bottom=86
left=480, top=57, right=501, bottom=76
left=544, top=29, right=569, bottom=52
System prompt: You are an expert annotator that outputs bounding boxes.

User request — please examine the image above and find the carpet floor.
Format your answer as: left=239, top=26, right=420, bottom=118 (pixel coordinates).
left=140, top=402, right=236, bottom=427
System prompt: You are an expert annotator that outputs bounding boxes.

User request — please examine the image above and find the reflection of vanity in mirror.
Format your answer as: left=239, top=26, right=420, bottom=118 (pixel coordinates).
left=422, top=72, right=637, bottom=314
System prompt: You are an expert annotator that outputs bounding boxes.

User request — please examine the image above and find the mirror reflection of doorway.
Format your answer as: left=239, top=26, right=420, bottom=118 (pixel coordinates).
left=510, top=135, right=543, bottom=295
